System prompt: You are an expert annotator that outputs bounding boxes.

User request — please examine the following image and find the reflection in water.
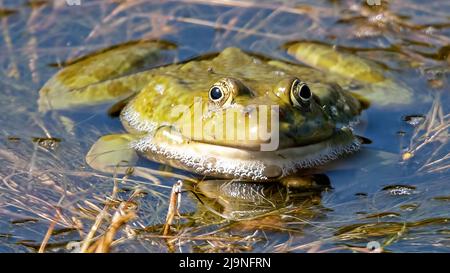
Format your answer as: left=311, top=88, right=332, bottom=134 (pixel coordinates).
left=135, top=174, right=334, bottom=253
left=0, top=0, right=448, bottom=253
left=191, top=174, right=331, bottom=221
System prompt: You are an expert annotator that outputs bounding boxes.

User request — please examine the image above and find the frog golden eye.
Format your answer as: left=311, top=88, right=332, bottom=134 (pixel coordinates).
left=290, top=79, right=312, bottom=109
left=208, top=78, right=239, bottom=106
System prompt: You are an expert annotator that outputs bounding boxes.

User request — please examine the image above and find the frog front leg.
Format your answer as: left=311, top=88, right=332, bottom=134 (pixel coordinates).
left=86, top=134, right=139, bottom=174
left=39, top=40, right=177, bottom=112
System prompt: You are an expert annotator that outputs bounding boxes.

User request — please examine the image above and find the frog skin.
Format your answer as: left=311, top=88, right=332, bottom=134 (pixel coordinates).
left=39, top=40, right=412, bottom=182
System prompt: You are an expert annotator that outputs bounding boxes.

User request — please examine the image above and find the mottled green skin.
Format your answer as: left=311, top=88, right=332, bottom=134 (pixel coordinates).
left=123, top=47, right=363, bottom=149
left=38, top=40, right=177, bottom=112
left=39, top=40, right=412, bottom=180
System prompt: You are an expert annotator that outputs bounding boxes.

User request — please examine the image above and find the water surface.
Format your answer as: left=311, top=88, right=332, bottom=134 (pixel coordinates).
left=0, top=0, right=449, bottom=252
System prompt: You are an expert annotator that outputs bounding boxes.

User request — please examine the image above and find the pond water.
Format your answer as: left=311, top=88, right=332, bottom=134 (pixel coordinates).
left=0, top=0, right=449, bottom=252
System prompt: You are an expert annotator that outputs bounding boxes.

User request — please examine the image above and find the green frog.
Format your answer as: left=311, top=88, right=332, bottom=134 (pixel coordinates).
left=39, top=40, right=412, bottom=183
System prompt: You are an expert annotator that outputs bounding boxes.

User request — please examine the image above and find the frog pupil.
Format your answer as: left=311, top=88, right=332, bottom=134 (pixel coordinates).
left=299, top=84, right=311, bottom=100
left=210, top=87, right=223, bottom=101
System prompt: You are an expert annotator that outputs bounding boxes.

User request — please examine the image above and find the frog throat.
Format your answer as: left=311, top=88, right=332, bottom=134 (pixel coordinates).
left=130, top=127, right=361, bottom=181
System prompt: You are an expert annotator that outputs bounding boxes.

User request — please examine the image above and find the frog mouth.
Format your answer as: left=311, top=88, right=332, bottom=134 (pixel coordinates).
left=130, top=127, right=361, bottom=181
left=122, top=104, right=361, bottom=181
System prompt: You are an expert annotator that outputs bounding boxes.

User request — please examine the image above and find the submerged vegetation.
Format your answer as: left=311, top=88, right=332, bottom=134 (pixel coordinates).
left=0, top=0, right=449, bottom=252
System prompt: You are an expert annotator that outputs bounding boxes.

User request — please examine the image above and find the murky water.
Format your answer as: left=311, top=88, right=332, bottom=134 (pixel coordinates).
left=0, top=0, right=449, bottom=252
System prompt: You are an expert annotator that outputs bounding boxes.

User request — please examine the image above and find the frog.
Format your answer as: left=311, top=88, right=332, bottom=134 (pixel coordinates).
left=38, top=40, right=412, bottom=183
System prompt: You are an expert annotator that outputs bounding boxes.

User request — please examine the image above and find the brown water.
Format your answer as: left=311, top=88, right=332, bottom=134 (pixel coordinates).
left=0, top=0, right=449, bottom=252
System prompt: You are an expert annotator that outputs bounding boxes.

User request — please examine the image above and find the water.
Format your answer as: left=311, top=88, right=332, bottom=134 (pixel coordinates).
left=0, top=0, right=449, bottom=252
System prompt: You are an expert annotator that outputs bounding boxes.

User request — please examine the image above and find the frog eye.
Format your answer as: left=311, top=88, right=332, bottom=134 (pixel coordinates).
left=290, top=78, right=312, bottom=109
left=209, top=86, right=224, bottom=102
left=208, top=78, right=239, bottom=106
